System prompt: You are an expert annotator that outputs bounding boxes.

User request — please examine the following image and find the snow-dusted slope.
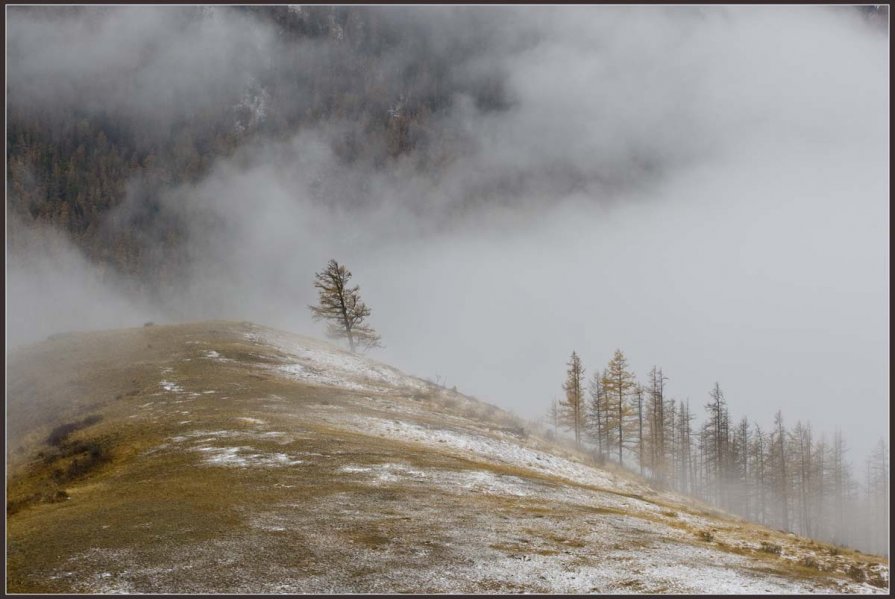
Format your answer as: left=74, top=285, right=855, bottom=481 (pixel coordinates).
left=6, top=322, right=889, bottom=594
left=248, top=326, right=430, bottom=393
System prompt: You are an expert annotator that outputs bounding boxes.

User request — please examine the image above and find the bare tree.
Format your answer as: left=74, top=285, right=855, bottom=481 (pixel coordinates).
left=830, top=429, right=849, bottom=545
left=733, top=416, right=751, bottom=518
left=547, top=399, right=559, bottom=436
left=865, top=438, right=889, bottom=555
left=682, top=400, right=696, bottom=496
left=772, top=410, right=790, bottom=531
left=751, top=422, right=768, bottom=525
left=703, top=382, right=730, bottom=506
left=791, top=420, right=814, bottom=537
left=309, top=259, right=382, bottom=353
left=645, top=366, right=668, bottom=486
left=635, top=384, right=645, bottom=476
left=586, top=370, right=606, bottom=458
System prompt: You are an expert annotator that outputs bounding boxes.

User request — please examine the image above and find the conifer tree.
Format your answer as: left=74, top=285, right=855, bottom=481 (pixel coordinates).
left=682, top=400, right=696, bottom=495
left=547, top=399, right=559, bottom=436
left=635, top=384, right=645, bottom=475
left=586, top=370, right=606, bottom=458
left=830, top=429, right=849, bottom=544
left=560, top=351, right=586, bottom=447
left=309, top=259, right=382, bottom=353
left=772, top=410, right=790, bottom=531
left=601, top=349, right=637, bottom=465
left=751, top=422, right=768, bottom=524
left=733, top=417, right=751, bottom=517
left=646, top=366, right=668, bottom=486
left=865, top=439, right=889, bottom=554
left=703, top=382, right=730, bottom=505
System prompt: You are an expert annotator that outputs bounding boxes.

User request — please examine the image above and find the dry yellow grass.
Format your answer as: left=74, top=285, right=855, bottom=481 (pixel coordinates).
left=6, top=321, right=888, bottom=593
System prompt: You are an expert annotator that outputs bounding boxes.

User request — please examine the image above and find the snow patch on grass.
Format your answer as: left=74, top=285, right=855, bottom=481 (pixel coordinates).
left=339, top=462, right=536, bottom=497
left=336, top=416, right=647, bottom=498
left=247, top=329, right=430, bottom=393
left=338, top=465, right=374, bottom=474
left=159, top=380, right=183, bottom=393
left=202, top=350, right=232, bottom=362
left=158, top=429, right=303, bottom=458
left=278, top=363, right=368, bottom=391
left=195, top=446, right=304, bottom=468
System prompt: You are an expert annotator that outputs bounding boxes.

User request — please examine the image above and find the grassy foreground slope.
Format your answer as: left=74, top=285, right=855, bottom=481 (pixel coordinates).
left=6, top=321, right=889, bottom=593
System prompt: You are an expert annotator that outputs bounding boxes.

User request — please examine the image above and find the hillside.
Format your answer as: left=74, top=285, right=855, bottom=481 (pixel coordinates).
left=6, top=6, right=508, bottom=285
left=5, top=321, right=889, bottom=593
left=8, top=6, right=885, bottom=289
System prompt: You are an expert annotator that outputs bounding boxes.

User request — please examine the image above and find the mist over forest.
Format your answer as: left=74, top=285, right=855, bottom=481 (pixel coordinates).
left=6, top=5, right=889, bottom=554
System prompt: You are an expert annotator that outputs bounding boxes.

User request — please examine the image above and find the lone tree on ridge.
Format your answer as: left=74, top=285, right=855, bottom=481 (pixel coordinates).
left=309, top=259, right=382, bottom=353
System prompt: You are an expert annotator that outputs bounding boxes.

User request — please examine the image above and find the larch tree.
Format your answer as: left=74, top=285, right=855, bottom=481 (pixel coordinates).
left=309, top=259, right=382, bottom=353
left=751, top=422, right=768, bottom=525
left=865, top=439, right=889, bottom=555
left=703, top=382, right=730, bottom=506
left=812, top=434, right=828, bottom=541
left=830, top=429, right=849, bottom=544
left=601, top=349, right=637, bottom=465
left=646, top=366, right=668, bottom=486
left=678, top=400, right=695, bottom=496
left=733, top=417, right=751, bottom=518
left=547, top=399, right=559, bottom=436
left=586, top=370, right=606, bottom=458
left=771, top=410, right=790, bottom=531
left=560, top=351, right=586, bottom=447
left=634, top=384, right=645, bottom=475
left=791, top=420, right=814, bottom=537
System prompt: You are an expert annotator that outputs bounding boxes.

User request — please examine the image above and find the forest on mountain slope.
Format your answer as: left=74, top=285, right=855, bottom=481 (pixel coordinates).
left=7, top=5, right=514, bottom=294
left=10, top=5, right=884, bottom=295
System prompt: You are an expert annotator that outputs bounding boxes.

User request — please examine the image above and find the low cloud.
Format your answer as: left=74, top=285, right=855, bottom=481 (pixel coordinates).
left=6, top=6, right=888, bottom=464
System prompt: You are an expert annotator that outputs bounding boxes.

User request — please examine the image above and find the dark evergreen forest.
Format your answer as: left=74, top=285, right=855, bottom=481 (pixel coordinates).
left=7, top=6, right=514, bottom=293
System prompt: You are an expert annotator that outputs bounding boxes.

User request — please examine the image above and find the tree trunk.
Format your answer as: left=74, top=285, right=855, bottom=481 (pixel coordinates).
left=617, top=386, right=623, bottom=465
left=637, top=387, right=644, bottom=476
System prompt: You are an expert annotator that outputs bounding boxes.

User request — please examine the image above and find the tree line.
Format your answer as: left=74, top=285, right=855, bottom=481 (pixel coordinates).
left=551, top=349, right=889, bottom=556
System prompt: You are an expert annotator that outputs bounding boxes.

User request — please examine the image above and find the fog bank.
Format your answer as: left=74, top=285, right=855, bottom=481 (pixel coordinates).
left=7, top=6, right=888, bottom=464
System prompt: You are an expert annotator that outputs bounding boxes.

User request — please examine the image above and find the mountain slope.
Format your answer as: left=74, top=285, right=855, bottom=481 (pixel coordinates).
left=5, top=321, right=889, bottom=593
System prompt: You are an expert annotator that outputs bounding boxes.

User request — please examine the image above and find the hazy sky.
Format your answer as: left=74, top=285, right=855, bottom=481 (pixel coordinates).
left=6, top=6, right=888, bottom=462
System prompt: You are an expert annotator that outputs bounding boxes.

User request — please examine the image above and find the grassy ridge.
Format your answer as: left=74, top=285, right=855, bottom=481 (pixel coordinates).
left=6, top=322, right=888, bottom=593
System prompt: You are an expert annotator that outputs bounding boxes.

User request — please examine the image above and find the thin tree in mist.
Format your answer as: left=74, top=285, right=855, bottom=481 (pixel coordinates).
left=772, top=410, right=790, bottom=531
left=703, top=382, right=730, bottom=506
left=586, top=370, right=607, bottom=459
left=547, top=399, right=559, bottom=437
left=601, top=349, right=637, bottom=465
left=865, top=439, right=889, bottom=554
left=559, top=351, right=585, bottom=447
left=309, top=259, right=381, bottom=353
left=644, top=366, right=668, bottom=487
